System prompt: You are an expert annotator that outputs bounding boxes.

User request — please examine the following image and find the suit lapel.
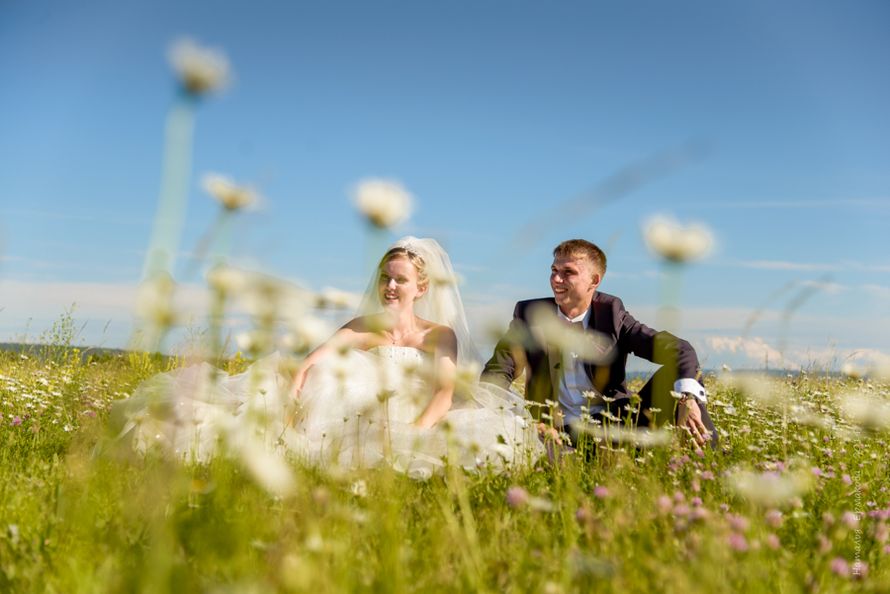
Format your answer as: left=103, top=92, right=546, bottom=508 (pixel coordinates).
left=545, top=300, right=563, bottom=396
left=582, top=295, right=599, bottom=383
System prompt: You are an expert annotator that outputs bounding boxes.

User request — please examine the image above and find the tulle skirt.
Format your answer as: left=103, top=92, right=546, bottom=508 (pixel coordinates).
left=114, top=349, right=543, bottom=477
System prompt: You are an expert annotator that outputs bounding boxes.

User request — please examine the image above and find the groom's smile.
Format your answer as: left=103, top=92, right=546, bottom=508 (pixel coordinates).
left=550, top=254, right=601, bottom=318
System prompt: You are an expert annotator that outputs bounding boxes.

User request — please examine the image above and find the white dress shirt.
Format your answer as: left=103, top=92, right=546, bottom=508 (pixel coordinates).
left=555, top=308, right=598, bottom=425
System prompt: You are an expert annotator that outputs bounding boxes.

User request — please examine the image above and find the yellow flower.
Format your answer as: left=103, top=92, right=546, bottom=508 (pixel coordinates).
left=352, top=178, right=413, bottom=228
left=168, top=38, right=231, bottom=96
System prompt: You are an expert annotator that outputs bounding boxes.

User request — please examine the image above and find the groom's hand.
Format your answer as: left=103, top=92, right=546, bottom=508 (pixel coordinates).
left=536, top=422, right=563, bottom=444
left=677, top=398, right=710, bottom=447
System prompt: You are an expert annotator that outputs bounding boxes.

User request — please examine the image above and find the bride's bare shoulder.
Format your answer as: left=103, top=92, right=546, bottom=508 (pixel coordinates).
left=343, top=315, right=379, bottom=333
left=419, top=321, right=457, bottom=358
left=338, top=315, right=386, bottom=348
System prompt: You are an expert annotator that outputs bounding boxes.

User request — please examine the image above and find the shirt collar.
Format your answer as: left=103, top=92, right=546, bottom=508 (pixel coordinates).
left=556, top=305, right=591, bottom=328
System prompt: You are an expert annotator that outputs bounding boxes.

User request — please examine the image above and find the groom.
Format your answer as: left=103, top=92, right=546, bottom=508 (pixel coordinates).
left=482, top=239, right=717, bottom=448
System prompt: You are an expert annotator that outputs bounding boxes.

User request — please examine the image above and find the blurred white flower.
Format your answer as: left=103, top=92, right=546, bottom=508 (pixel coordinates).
left=726, top=467, right=812, bottom=507
left=840, top=391, right=890, bottom=433
left=643, top=215, right=713, bottom=263
left=168, top=38, right=231, bottom=96
left=723, top=374, right=784, bottom=407
left=454, top=361, right=483, bottom=393
left=206, top=264, right=250, bottom=295
left=236, top=331, right=272, bottom=355
left=407, top=467, right=433, bottom=481
left=428, top=268, right=462, bottom=287
left=317, top=287, right=362, bottom=310
left=840, top=363, right=866, bottom=379
left=527, top=304, right=614, bottom=363
left=202, top=173, right=258, bottom=211
left=239, top=440, right=295, bottom=497
left=280, top=316, right=332, bottom=354
left=350, top=479, right=368, bottom=498
left=573, top=422, right=673, bottom=448
left=352, top=178, right=413, bottom=228
left=135, top=273, right=178, bottom=328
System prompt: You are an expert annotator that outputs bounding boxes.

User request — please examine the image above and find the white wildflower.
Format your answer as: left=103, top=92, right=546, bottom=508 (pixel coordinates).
left=202, top=173, right=258, bottom=211
left=643, top=215, right=713, bottom=263
left=239, top=441, right=295, bottom=497
left=573, top=422, right=672, bottom=448
left=206, top=264, right=250, bottom=295
left=454, top=361, right=483, bottom=394
left=317, top=287, right=361, bottom=310
left=280, top=316, right=332, bottom=354
left=352, top=178, right=413, bottom=228
left=840, top=391, right=890, bottom=433
left=726, top=467, right=813, bottom=507
left=724, top=374, right=784, bottom=407
left=408, top=467, right=433, bottom=481
left=168, top=38, right=230, bottom=95
left=135, top=273, right=178, bottom=327
left=350, top=480, right=368, bottom=498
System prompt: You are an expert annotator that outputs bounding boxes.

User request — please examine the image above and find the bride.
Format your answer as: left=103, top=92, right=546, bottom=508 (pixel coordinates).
left=116, top=237, right=543, bottom=476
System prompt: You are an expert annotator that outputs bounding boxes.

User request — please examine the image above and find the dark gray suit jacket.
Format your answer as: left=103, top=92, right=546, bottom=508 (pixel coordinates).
left=481, top=292, right=701, bottom=410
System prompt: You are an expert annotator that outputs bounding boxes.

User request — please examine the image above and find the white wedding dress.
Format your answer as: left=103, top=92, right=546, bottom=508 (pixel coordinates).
left=116, top=236, right=544, bottom=476
left=116, top=346, right=543, bottom=477
left=287, top=345, right=542, bottom=476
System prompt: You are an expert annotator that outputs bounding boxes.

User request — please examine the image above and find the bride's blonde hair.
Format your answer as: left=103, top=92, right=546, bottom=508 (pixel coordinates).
left=379, top=247, right=429, bottom=291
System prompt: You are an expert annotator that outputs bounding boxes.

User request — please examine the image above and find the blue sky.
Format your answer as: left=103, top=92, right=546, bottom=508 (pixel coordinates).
left=1, top=0, right=888, bottom=370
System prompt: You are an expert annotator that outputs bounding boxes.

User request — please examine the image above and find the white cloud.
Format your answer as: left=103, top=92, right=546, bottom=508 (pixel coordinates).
left=862, top=284, right=890, bottom=298
left=736, top=260, right=839, bottom=272
left=702, top=335, right=890, bottom=372
left=687, top=198, right=890, bottom=210
left=705, top=335, right=789, bottom=369
left=720, top=259, right=890, bottom=274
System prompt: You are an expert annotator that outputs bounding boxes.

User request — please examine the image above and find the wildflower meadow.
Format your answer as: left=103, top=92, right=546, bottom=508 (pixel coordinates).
left=3, top=31, right=889, bottom=594
left=2, top=335, right=889, bottom=592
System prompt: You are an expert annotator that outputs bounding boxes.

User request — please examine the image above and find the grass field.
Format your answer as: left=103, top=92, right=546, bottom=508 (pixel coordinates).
left=1, top=340, right=888, bottom=593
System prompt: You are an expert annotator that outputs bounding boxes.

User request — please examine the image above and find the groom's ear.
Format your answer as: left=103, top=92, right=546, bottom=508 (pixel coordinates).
left=590, top=273, right=602, bottom=289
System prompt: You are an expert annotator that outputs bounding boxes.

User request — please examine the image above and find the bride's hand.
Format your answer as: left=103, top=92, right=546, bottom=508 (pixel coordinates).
left=289, top=369, right=307, bottom=401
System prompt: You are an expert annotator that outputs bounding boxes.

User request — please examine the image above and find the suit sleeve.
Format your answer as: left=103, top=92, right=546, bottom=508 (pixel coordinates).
left=481, top=302, right=527, bottom=388
left=614, top=298, right=701, bottom=379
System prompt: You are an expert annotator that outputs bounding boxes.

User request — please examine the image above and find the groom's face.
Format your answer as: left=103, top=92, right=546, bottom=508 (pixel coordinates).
left=550, top=253, right=601, bottom=315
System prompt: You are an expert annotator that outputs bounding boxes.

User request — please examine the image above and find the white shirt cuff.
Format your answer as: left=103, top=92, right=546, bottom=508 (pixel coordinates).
left=674, top=378, right=707, bottom=404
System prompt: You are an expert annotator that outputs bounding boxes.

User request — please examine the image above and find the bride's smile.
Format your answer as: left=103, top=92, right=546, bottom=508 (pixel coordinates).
left=378, top=256, right=427, bottom=309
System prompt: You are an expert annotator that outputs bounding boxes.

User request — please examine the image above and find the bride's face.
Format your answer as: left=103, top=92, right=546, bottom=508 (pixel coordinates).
left=378, top=256, right=427, bottom=310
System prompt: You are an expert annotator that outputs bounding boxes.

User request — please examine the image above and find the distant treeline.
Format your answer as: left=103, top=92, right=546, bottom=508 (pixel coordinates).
left=0, top=342, right=846, bottom=378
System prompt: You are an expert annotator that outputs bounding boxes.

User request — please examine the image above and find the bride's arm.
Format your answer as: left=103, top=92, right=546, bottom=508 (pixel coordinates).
left=414, top=327, right=458, bottom=429
left=290, top=323, right=365, bottom=399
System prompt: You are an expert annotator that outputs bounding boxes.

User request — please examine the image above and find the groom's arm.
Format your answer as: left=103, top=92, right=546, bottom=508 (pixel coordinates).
left=613, top=297, right=701, bottom=380
left=481, top=303, right=529, bottom=389
left=614, top=297, right=707, bottom=408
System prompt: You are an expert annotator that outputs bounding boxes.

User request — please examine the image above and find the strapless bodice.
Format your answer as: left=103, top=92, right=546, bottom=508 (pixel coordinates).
left=368, top=345, right=426, bottom=365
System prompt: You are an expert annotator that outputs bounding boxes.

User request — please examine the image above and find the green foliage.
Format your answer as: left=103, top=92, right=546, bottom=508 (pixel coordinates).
left=37, top=305, right=82, bottom=365
left=1, top=353, right=888, bottom=593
